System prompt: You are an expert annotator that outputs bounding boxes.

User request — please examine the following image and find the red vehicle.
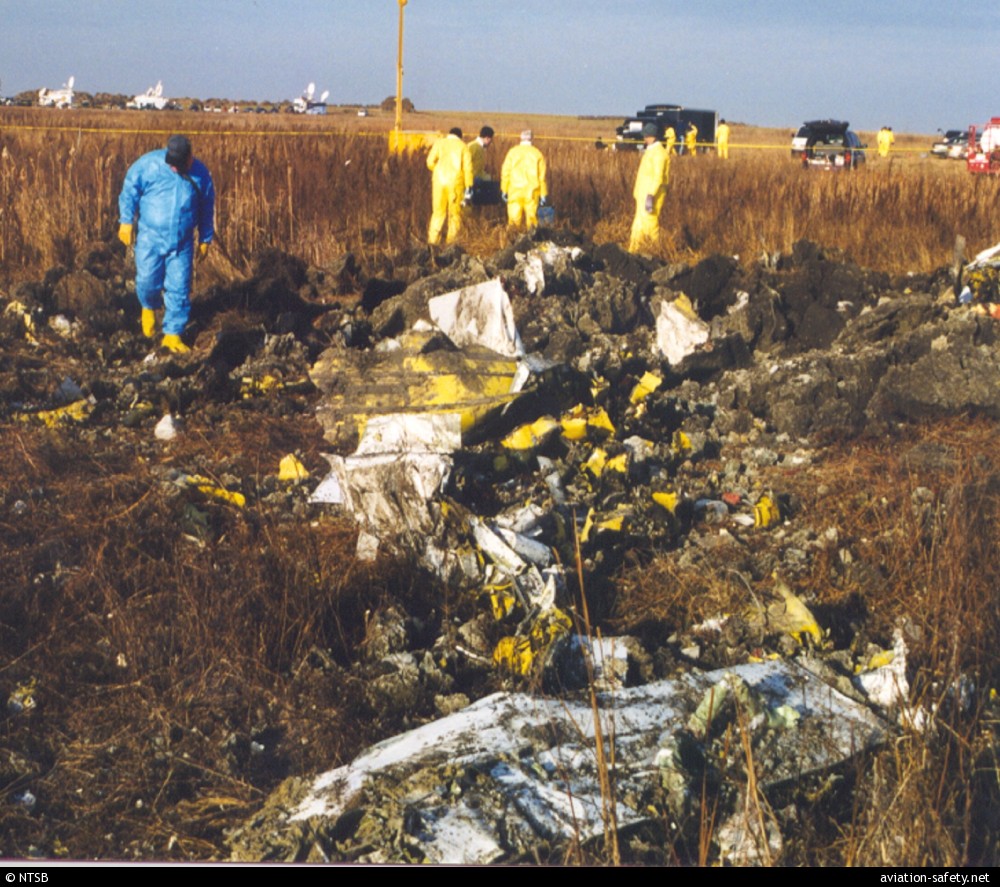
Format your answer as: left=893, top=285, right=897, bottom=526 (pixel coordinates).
left=967, top=118, right=1000, bottom=174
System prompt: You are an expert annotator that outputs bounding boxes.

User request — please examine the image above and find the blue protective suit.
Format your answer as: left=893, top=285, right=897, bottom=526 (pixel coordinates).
left=118, top=149, right=215, bottom=335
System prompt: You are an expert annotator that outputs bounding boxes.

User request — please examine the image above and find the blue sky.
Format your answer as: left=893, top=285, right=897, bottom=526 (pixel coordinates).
left=2, top=0, right=998, bottom=133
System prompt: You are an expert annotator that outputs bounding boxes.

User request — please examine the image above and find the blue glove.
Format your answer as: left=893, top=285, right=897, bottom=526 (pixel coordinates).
left=539, top=196, right=548, bottom=207
left=463, top=187, right=473, bottom=205
left=645, top=194, right=654, bottom=213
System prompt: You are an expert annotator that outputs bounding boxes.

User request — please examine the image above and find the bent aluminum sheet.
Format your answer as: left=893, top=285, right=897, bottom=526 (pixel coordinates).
left=290, top=660, right=887, bottom=864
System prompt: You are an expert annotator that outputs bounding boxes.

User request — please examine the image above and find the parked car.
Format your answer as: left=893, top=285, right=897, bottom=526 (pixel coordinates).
left=932, top=129, right=966, bottom=158
left=614, top=104, right=718, bottom=152
left=793, top=120, right=866, bottom=170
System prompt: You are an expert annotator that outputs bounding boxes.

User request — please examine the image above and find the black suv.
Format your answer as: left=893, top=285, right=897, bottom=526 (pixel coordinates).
left=792, top=120, right=866, bottom=170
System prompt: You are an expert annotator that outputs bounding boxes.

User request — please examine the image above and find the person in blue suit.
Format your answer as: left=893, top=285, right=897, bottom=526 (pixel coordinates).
left=118, top=134, right=215, bottom=353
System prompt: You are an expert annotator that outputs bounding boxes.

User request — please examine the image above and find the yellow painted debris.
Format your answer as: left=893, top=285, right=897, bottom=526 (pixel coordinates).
left=581, top=506, right=631, bottom=543
left=630, top=371, right=663, bottom=405
left=672, top=292, right=700, bottom=321
left=493, top=608, right=573, bottom=675
left=754, top=494, right=780, bottom=528
left=671, top=430, right=692, bottom=454
left=278, top=454, right=309, bottom=481
left=310, top=331, right=520, bottom=447
left=652, top=490, right=679, bottom=513
left=605, top=453, right=628, bottom=474
left=855, top=648, right=896, bottom=674
left=489, top=585, right=518, bottom=621
left=560, top=416, right=588, bottom=441
left=559, top=404, right=616, bottom=441
left=769, top=578, right=823, bottom=646
left=188, top=475, right=246, bottom=508
left=502, top=416, right=559, bottom=452
left=584, top=448, right=607, bottom=477
left=7, top=677, right=37, bottom=713
left=241, top=374, right=281, bottom=397
left=17, top=399, right=93, bottom=427
left=493, top=635, right=534, bottom=674
left=588, top=407, right=615, bottom=435
left=590, top=376, right=609, bottom=400
left=5, top=300, right=38, bottom=343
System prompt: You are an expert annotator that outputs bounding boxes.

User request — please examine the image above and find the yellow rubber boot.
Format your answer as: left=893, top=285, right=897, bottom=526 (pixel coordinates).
left=141, top=308, right=156, bottom=339
left=161, top=334, right=190, bottom=354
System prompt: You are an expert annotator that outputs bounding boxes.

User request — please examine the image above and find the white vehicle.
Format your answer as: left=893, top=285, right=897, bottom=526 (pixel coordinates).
left=128, top=81, right=169, bottom=111
left=292, top=82, right=329, bottom=114
left=38, top=75, right=74, bottom=109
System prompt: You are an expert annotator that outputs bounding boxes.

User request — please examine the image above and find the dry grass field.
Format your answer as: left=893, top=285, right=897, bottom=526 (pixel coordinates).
left=1, top=106, right=998, bottom=286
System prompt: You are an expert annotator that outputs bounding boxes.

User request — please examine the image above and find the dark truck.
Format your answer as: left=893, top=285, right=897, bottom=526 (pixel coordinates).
left=614, top=104, right=718, bottom=153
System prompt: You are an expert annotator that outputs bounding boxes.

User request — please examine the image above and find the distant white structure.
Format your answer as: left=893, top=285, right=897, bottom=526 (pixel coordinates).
left=292, top=82, right=329, bottom=115
left=38, top=75, right=74, bottom=109
left=128, top=81, right=169, bottom=111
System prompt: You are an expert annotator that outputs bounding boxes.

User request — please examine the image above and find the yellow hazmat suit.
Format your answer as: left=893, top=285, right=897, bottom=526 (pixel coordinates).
left=664, top=126, right=677, bottom=155
left=426, top=132, right=473, bottom=244
left=628, top=140, right=671, bottom=253
left=468, top=139, right=488, bottom=181
left=685, top=124, right=698, bottom=155
left=877, top=127, right=894, bottom=158
left=501, top=134, right=548, bottom=228
left=716, top=121, right=730, bottom=159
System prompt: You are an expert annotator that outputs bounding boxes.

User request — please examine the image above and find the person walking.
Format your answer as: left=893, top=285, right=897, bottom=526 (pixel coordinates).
left=716, top=119, right=731, bottom=159
left=501, top=130, right=548, bottom=229
left=877, top=126, right=895, bottom=159
left=664, top=125, right=677, bottom=156
left=118, top=134, right=215, bottom=354
left=628, top=122, right=671, bottom=254
left=426, top=127, right=473, bottom=245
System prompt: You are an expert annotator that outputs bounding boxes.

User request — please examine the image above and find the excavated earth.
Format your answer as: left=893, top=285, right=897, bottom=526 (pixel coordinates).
left=1, top=231, right=999, bottom=864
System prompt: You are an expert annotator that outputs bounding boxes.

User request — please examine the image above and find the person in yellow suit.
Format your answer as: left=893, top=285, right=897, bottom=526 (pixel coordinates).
left=716, top=119, right=731, bottom=159
left=664, top=125, right=677, bottom=155
left=684, top=122, right=698, bottom=155
left=877, top=126, right=895, bottom=158
left=468, top=126, right=494, bottom=183
left=426, top=127, right=473, bottom=245
left=501, top=129, right=548, bottom=228
left=628, top=122, right=671, bottom=253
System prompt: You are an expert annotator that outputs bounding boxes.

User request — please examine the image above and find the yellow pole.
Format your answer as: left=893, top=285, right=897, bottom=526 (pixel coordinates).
left=395, top=0, right=407, bottom=135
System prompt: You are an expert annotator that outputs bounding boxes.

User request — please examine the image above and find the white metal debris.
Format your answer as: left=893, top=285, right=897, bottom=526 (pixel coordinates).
left=654, top=298, right=710, bottom=365
left=428, top=279, right=524, bottom=357
left=289, top=659, right=888, bottom=864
